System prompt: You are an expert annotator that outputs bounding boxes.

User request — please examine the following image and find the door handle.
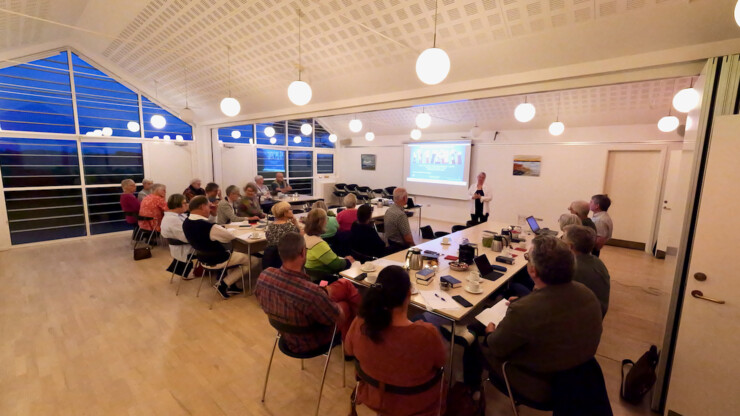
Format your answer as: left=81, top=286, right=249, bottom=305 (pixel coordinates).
left=663, top=206, right=672, bottom=210
left=691, top=290, right=725, bottom=304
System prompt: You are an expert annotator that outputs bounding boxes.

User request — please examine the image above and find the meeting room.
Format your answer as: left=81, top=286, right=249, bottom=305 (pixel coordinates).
left=1, top=1, right=740, bottom=416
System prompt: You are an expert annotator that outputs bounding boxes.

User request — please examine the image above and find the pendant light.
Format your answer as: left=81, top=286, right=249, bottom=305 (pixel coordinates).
left=735, top=1, right=740, bottom=27
left=300, top=122, right=313, bottom=136
left=410, top=128, right=422, bottom=140
left=416, top=0, right=450, bottom=85
left=288, top=9, right=312, bottom=106
left=415, top=110, right=432, bottom=129
left=293, top=135, right=302, bottom=144
left=264, top=126, right=276, bottom=137
left=328, top=134, right=338, bottom=143
left=220, top=46, right=241, bottom=117
left=548, top=93, right=565, bottom=136
left=365, top=131, right=375, bottom=142
left=269, top=137, right=277, bottom=144
left=180, top=66, right=195, bottom=123
left=658, top=114, right=679, bottom=132
left=673, top=78, right=700, bottom=113
left=349, top=118, right=363, bottom=133
left=150, top=81, right=167, bottom=129
left=514, top=96, right=536, bottom=123
left=102, top=127, right=113, bottom=137
left=231, top=130, right=241, bottom=139
left=127, top=121, right=140, bottom=132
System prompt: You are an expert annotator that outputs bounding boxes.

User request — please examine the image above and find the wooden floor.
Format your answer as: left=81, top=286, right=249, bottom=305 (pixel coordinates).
left=0, top=220, right=673, bottom=415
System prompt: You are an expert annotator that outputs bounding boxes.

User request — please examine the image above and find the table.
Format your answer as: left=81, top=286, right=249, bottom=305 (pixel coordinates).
left=339, top=221, right=531, bottom=385
left=225, top=221, right=269, bottom=294
left=294, top=204, right=422, bottom=231
left=262, top=194, right=323, bottom=209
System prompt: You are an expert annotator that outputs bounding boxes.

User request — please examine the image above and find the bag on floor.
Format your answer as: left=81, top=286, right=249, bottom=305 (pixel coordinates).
left=192, top=262, right=205, bottom=278
left=133, top=240, right=151, bottom=261
left=620, top=345, right=659, bottom=404
left=166, top=259, right=193, bottom=277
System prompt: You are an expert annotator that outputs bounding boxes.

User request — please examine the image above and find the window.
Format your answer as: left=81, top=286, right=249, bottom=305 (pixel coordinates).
left=256, top=122, right=286, bottom=146
left=72, top=53, right=141, bottom=138
left=256, top=148, right=286, bottom=180
left=288, top=150, right=313, bottom=194
left=287, top=119, right=312, bottom=148
left=141, top=96, right=193, bottom=141
left=314, top=121, right=335, bottom=149
left=4, top=188, right=86, bottom=244
left=0, top=51, right=75, bottom=134
left=0, top=138, right=80, bottom=187
left=81, top=142, right=143, bottom=185
left=316, top=153, right=334, bottom=174
left=86, top=186, right=131, bottom=235
left=218, top=124, right=254, bottom=144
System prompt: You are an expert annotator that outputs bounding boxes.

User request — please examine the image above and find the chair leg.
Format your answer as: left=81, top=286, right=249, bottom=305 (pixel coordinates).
left=261, top=334, right=280, bottom=402
left=341, top=343, right=346, bottom=388
left=314, top=326, right=338, bottom=416
left=209, top=268, right=228, bottom=310
left=502, top=362, right=520, bottom=416
left=196, top=268, right=207, bottom=297
left=240, top=265, right=248, bottom=297
left=301, top=359, right=305, bottom=370
left=169, top=259, right=180, bottom=284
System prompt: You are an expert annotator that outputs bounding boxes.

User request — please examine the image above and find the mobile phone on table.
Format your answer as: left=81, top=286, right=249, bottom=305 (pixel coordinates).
left=354, top=273, right=367, bottom=282
left=452, top=295, right=473, bottom=308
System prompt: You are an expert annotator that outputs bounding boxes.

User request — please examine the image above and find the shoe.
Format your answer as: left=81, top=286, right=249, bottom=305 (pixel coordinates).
left=227, top=284, right=244, bottom=294
left=214, top=282, right=230, bottom=299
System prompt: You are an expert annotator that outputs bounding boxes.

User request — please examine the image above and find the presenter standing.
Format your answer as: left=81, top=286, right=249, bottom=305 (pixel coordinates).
left=468, top=172, right=493, bottom=224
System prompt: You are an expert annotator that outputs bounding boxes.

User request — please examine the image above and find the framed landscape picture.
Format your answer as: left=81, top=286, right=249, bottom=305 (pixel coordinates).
left=513, top=155, right=541, bottom=176
left=361, top=154, right=376, bottom=170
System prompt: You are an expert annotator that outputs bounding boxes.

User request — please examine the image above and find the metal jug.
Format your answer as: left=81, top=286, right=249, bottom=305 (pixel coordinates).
left=492, top=234, right=510, bottom=252
left=405, top=247, right=423, bottom=270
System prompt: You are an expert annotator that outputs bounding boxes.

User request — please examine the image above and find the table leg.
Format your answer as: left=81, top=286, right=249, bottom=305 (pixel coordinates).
left=247, top=242, right=252, bottom=297
left=418, top=206, right=422, bottom=231
left=448, top=319, right=455, bottom=388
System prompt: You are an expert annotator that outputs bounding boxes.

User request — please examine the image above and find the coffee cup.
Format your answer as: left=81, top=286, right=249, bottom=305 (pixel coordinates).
left=467, top=279, right=480, bottom=292
left=442, top=237, right=450, bottom=245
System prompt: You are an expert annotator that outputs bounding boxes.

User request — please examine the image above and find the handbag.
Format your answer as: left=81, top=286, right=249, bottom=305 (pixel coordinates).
left=620, top=345, right=659, bottom=404
left=192, top=261, right=205, bottom=277
left=133, top=240, right=152, bottom=261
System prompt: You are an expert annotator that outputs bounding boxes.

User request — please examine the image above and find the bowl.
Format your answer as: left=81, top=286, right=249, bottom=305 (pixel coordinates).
left=449, top=261, right=469, bottom=271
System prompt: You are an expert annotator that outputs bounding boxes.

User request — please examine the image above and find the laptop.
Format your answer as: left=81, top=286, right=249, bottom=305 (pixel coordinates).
left=526, top=216, right=559, bottom=236
left=473, top=254, right=504, bottom=281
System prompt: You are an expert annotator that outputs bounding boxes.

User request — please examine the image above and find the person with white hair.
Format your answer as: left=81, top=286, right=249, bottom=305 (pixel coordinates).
left=468, top=172, right=493, bottom=224
left=568, top=200, right=597, bottom=231
left=120, top=178, right=140, bottom=227
left=183, top=178, right=205, bottom=202
left=254, top=175, right=271, bottom=199
left=384, top=187, right=414, bottom=250
left=137, top=178, right=154, bottom=201
left=138, top=183, right=167, bottom=233
left=558, top=213, right=583, bottom=232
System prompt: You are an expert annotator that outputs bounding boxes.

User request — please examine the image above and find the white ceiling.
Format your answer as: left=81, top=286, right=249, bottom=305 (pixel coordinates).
left=0, top=0, right=738, bottom=124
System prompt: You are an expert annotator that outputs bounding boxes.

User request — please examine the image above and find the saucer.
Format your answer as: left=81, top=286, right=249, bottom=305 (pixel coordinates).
left=464, top=285, right=483, bottom=294
left=361, top=264, right=376, bottom=272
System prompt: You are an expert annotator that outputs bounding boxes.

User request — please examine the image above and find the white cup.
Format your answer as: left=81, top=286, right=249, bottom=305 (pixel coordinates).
left=442, top=237, right=450, bottom=245
left=467, top=279, right=480, bottom=292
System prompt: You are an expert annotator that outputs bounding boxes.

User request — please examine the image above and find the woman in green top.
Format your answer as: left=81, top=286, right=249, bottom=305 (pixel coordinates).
left=303, top=208, right=354, bottom=279
left=312, top=200, right=338, bottom=239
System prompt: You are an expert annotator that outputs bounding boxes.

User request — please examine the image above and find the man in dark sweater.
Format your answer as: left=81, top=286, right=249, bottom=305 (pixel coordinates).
left=564, top=225, right=611, bottom=316
left=183, top=196, right=249, bottom=299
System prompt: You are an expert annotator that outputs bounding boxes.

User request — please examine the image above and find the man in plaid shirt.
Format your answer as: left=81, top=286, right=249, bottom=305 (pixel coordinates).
left=255, top=232, right=360, bottom=354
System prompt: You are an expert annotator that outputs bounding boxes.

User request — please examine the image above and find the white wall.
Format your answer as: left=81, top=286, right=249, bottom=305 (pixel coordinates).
left=143, top=141, right=195, bottom=197
left=338, top=124, right=682, bottom=232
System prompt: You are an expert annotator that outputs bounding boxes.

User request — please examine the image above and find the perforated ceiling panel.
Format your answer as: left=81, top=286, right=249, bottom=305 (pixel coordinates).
left=0, top=0, right=52, bottom=49
left=317, top=77, right=692, bottom=136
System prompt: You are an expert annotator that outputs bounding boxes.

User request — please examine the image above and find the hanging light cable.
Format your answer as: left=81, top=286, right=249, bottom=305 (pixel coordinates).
left=549, top=93, right=565, bottom=136
left=220, top=45, right=241, bottom=117
left=416, top=0, right=450, bottom=85
left=180, top=65, right=195, bottom=123
left=288, top=9, right=313, bottom=106
left=150, top=80, right=166, bottom=129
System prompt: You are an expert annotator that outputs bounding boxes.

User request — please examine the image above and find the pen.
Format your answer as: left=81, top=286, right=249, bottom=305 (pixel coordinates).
left=434, top=293, right=446, bottom=301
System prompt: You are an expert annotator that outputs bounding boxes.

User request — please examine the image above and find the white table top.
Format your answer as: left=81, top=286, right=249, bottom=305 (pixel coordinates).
left=225, top=221, right=268, bottom=243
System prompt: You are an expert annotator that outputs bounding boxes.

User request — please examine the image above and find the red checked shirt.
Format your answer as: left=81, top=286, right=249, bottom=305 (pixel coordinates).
left=254, top=266, right=340, bottom=353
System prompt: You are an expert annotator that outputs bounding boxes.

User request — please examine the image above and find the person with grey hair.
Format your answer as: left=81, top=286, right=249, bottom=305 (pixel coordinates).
left=237, top=182, right=265, bottom=220
left=137, top=178, right=154, bottom=201
left=568, top=200, right=597, bottom=231
left=564, top=225, right=610, bottom=316
left=254, top=175, right=271, bottom=199
left=336, top=193, right=358, bottom=232
left=468, top=172, right=493, bottom=224
left=312, top=200, right=338, bottom=240
left=464, top=235, right=603, bottom=404
left=183, top=178, right=205, bottom=202
left=161, top=193, right=195, bottom=278
left=270, top=172, right=292, bottom=193
left=216, top=185, right=246, bottom=225
left=138, top=183, right=167, bottom=233
left=384, top=187, right=414, bottom=250
left=120, top=178, right=140, bottom=227
left=558, top=213, right=583, bottom=232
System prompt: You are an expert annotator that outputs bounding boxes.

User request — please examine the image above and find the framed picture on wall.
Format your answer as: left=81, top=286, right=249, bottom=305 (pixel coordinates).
left=513, top=155, right=541, bottom=176
left=361, top=154, right=376, bottom=170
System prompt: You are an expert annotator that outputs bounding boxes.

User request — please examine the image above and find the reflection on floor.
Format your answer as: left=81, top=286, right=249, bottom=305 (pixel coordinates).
left=0, top=218, right=672, bottom=415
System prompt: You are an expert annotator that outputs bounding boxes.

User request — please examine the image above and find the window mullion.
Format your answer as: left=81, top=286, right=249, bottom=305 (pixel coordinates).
left=66, top=49, right=80, bottom=136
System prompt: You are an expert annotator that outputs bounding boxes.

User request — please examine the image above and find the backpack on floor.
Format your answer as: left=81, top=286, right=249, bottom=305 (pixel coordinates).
left=620, top=345, right=659, bottom=404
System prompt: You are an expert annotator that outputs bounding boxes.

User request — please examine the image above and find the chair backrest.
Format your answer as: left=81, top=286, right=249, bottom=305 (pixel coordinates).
left=350, top=249, right=376, bottom=264
left=262, top=245, right=282, bottom=270
left=166, top=238, right=189, bottom=246
left=268, top=316, right=329, bottom=335
left=345, top=184, right=358, bottom=191
left=420, top=225, right=435, bottom=240
left=451, top=225, right=467, bottom=233
left=355, top=360, right=444, bottom=396
left=406, top=197, right=416, bottom=208
left=552, top=358, right=613, bottom=416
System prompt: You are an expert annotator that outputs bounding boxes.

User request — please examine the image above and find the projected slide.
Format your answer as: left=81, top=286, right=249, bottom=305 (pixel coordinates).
left=407, top=143, right=467, bottom=185
left=257, top=148, right=286, bottom=173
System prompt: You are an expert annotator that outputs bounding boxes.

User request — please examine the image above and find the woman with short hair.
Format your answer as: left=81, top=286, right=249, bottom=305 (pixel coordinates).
left=304, top=208, right=354, bottom=277
left=345, top=265, right=446, bottom=415
left=468, top=172, right=493, bottom=224
left=120, top=178, right=140, bottom=227
left=350, top=204, right=387, bottom=258
left=183, top=178, right=205, bottom=202
left=265, top=201, right=301, bottom=247
left=254, top=175, right=271, bottom=199
left=237, top=182, right=266, bottom=220
left=336, top=193, right=359, bottom=232
left=138, top=183, right=167, bottom=232
left=312, top=200, right=338, bottom=240
left=558, top=213, right=583, bottom=232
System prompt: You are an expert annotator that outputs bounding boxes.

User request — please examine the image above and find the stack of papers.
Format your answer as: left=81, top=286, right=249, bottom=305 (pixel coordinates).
left=418, top=290, right=459, bottom=310
left=475, top=299, right=509, bottom=326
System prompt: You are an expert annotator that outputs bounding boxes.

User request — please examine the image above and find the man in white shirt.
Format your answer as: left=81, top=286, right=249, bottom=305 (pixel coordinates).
left=182, top=196, right=250, bottom=299
left=160, top=193, right=195, bottom=279
left=589, top=194, right=613, bottom=257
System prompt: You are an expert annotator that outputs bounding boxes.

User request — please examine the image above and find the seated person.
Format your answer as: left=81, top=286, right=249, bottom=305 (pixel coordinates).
left=270, top=172, right=292, bottom=193
left=568, top=200, right=597, bottom=231
left=138, top=183, right=167, bottom=234
left=255, top=232, right=361, bottom=348
left=350, top=204, right=388, bottom=258
left=237, top=182, right=266, bottom=220
left=204, top=182, right=220, bottom=220
left=303, top=208, right=354, bottom=278
left=312, top=200, right=338, bottom=240
left=183, top=178, right=205, bottom=202
left=265, top=201, right=301, bottom=247
left=558, top=213, right=582, bottom=232
left=564, top=225, right=611, bottom=317
left=216, top=185, right=245, bottom=225
left=120, top=178, right=140, bottom=229
left=464, top=235, right=603, bottom=404
left=384, top=187, right=415, bottom=250
left=182, top=196, right=249, bottom=299
left=336, top=193, right=358, bottom=232
left=345, top=265, right=446, bottom=416
left=137, top=178, right=153, bottom=201
left=160, top=193, right=194, bottom=278
left=254, top=175, right=271, bottom=199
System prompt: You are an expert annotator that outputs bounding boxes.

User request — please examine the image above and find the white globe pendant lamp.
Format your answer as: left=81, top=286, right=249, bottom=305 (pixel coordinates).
left=365, top=131, right=375, bottom=142
left=164, top=135, right=171, bottom=141
left=127, top=121, right=140, bottom=132
left=549, top=121, right=565, bottom=136
left=673, top=87, right=700, bottom=113
left=349, top=118, right=363, bottom=133
left=288, top=9, right=312, bottom=106
left=293, top=135, right=302, bottom=144
left=176, top=135, right=184, bottom=141
left=264, top=126, right=276, bottom=137
left=300, top=122, right=313, bottom=136
left=415, top=111, right=432, bottom=129
left=102, top=127, right=113, bottom=137
left=220, top=46, right=241, bottom=117
left=231, top=130, right=241, bottom=139
left=735, top=0, right=740, bottom=27
left=514, top=99, right=536, bottom=123
left=269, top=137, right=277, bottom=145
left=410, top=128, right=422, bottom=140
left=658, top=115, right=679, bottom=133
left=416, top=0, right=450, bottom=85
left=328, top=133, right=338, bottom=143
left=150, top=114, right=166, bottom=129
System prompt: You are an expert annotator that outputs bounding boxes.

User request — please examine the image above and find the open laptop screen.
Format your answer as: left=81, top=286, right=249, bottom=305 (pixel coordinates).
left=474, top=254, right=493, bottom=276
left=526, top=216, right=541, bottom=233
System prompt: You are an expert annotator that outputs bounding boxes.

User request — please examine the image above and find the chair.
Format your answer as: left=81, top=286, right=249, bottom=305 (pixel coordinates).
left=166, top=238, right=195, bottom=296
left=372, top=188, right=384, bottom=198
left=451, top=224, right=467, bottom=233
left=350, top=249, right=377, bottom=264
left=420, top=225, right=450, bottom=240
left=261, top=245, right=282, bottom=270
left=498, top=358, right=613, bottom=416
left=406, top=197, right=422, bottom=209
left=356, top=186, right=373, bottom=202
left=344, top=184, right=358, bottom=194
left=261, top=318, right=345, bottom=416
left=382, top=186, right=397, bottom=198
left=194, top=250, right=246, bottom=309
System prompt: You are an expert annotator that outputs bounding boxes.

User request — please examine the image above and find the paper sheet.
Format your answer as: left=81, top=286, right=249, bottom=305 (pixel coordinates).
left=418, top=290, right=459, bottom=310
left=475, top=299, right=510, bottom=326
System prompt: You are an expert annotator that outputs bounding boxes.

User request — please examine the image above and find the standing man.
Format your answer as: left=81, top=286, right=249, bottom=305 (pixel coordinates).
left=137, top=178, right=154, bottom=201
left=384, top=187, right=415, bottom=251
left=568, top=200, right=597, bottom=231
left=270, top=172, right=292, bottom=193
left=589, top=194, right=613, bottom=257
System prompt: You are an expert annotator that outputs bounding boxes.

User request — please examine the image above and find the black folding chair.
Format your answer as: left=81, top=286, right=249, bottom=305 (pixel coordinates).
left=194, top=250, right=246, bottom=309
